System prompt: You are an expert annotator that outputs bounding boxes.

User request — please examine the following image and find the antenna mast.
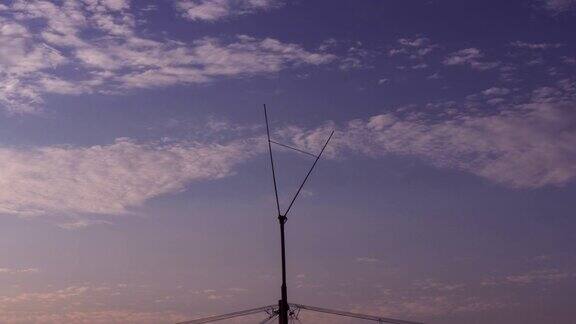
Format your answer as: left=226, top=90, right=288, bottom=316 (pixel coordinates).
left=264, top=104, right=333, bottom=324
left=177, top=106, right=423, bottom=324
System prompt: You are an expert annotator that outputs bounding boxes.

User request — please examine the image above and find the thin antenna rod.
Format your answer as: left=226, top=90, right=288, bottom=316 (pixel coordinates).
left=283, top=130, right=334, bottom=218
left=259, top=315, right=278, bottom=324
left=291, top=304, right=423, bottom=324
left=176, top=305, right=277, bottom=324
left=270, top=140, right=317, bottom=158
left=264, top=104, right=282, bottom=216
left=176, top=109, right=423, bottom=324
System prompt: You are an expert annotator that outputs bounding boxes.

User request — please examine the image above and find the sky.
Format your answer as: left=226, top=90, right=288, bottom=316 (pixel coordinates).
left=0, top=0, right=575, bottom=323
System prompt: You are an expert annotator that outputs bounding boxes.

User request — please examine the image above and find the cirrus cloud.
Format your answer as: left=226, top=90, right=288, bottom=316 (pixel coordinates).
left=0, top=137, right=262, bottom=217
left=443, top=48, right=500, bottom=71
left=0, top=0, right=334, bottom=113
left=278, top=92, right=576, bottom=189
left=540, top=0, right=576, bottom=13
left=175, top=0, right=282, bottom=22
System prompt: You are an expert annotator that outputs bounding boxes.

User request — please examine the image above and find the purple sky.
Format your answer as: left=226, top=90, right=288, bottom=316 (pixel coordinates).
left=1, top=0, right=576, bottom=323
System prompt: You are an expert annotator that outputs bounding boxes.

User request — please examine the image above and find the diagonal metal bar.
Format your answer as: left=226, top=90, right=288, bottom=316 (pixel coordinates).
left=283, top=130, right=334, bottom=218
left=290, top=304, right=424, bottom=324
left=177, top=305, right=277, bottom=324
left=264, top=104, right=282, bottom=216
left=259, top=314, right=278, bottom=324
left=270, top=140, right=317, bottom=158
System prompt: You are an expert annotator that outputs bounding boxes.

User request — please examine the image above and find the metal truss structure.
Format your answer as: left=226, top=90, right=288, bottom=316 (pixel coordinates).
left=177, top=303, right=423, bottom=324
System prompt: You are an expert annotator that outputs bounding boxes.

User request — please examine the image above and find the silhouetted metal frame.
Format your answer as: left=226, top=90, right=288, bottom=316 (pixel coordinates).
left=176, top=106, right=424, bottom=324
left=264, top=104, right=333, bottom=324
left=291, top=303, right=424, bottom=324
left=176, top=305, right=277, bottom=324
left=176, top=303, right=423, bottom=324
left=269, top=140, right=317, bottom=158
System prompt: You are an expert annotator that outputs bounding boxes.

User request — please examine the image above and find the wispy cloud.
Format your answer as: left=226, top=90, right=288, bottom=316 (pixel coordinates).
left=0, top=286, right=90, bottom=305
left=0, top=310, right=188, bottom=324
left=412, top=279, right=464, bottom=292
left=510, top=41, right=563, bottom=49
left=0, top=1, right=333, bottom=113
left=0, top=267, right=40, bottom=275
left=0, top=284, right=188, bottom=324
left=355, top=257, right=381, bottom=263
left=57, top=219, right=113, bottom=230
left=540, top=0, right=576, bottom=13
left=2, top=80, right=574, bottom=223
left=352, top=295, right=507, bottom=319
left=389, top=36, right=439, bottom=59
left=0, top=282, right=256, bottom=323
left=482, top=87, right=511, bottom=97
left=443, top=48, right=500, bottom=71
left=0, top=137, right=261, bottom=217
left=277, top=82, right=576, bottom=188
left=175, top=0, right=282, bottom=21
left=482, top=269, right=575, bottom=286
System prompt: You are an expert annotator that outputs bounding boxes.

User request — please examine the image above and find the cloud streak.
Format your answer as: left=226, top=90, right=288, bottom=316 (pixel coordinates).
left=175, top=0, right=281, bottom=21
left=0, top=267, right=40, bottom=275
left=1, top=92, right=574, bottom=222
left=541, top=0, right=576, bottom=13
left=0, top=1, right=334, bottom=113
left=0, top=137, right=261, bottom=217
left=0, top=284, right=188, bottom=324
left=279, top=92, right=576, bottom=189
left=443, top=48, right=499, bottom=71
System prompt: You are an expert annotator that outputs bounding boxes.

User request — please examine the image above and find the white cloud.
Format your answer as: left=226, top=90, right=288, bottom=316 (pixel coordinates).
left=175, top=0, right=281, bottom=21
left=0, top=16, right=69, bottom=113
left=563, top=57, right=576, bottom=65
left=7, top=98, right=574, bottom=224
left=0, top=286, right=90, bottom=306
left=97, top=0, right=131, bottom=11
left=389, top=36, right=438, bottom=59
left=541, top=0, right=576, bottom=13
left=412, top=279, right=463, bottom=292
left=279, top=96, right=576, bottom=189
left=510, top=41, right=563, bottom=49
left=443, top=48, right=499, bottom=71
left=0, top=267, right=40, bottom=275
left=0, top=1, right=334, bottom=113
left=110, top=35, right=335, bottom=90
left=57, top=219, right=112, bottom=230
left=176, top=0, right=235, bottom=21
left=505, top=269, right=573, bottom=285
left=0, top=137, right=261, bottom=217
left=0, top=284, right=188, bottom=324
left=0, top=282, right=256, bottom=323
left=352, top=295, right=506, bottom=318
left=411, top=63, right=428, bottom=70
left=356, top=257, right=381, bottom=263
left=482, top=87, right=510, bottom=97
left=0, top=310, right=188, bottom=324
left=482, top=269, right=574, bottom=286
left=316, top=39, right=373, bottom=71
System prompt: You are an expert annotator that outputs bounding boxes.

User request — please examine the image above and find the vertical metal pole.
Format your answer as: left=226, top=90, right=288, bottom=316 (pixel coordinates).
left=279, top=215, right=288, bottom=324
left=264, top=105, right=281, bottom=217
left=263, top=105, right=289, bottom=324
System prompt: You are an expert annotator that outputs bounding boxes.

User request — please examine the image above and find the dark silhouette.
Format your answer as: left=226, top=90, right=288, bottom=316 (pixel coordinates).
left=176, top=106, right=423, bottom=324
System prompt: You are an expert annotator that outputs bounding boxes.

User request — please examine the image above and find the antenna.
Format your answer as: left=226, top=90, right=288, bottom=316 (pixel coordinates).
left=264, top=104, right=333, bottom=324
left=177, top=106, right=424, bottom=324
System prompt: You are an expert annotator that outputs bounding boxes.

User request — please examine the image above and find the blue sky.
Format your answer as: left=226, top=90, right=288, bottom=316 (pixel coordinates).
left=0, top=0, right=575, bottom=323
